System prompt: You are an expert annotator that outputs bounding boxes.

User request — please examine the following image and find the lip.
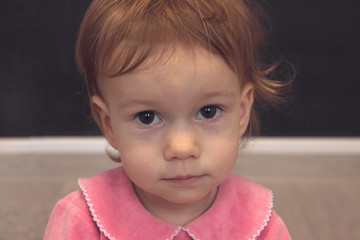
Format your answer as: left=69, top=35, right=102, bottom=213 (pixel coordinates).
left=163, top=175, right=205, bottom=185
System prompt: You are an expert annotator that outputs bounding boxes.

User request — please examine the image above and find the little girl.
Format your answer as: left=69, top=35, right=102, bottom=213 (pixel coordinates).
left=44, top=0, right=292, bottom=239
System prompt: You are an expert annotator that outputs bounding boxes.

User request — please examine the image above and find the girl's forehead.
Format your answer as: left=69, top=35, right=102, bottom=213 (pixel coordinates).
left=98, top=44, right=241, bottom=96
left=125, top=46, right=228, bottom=75
left=101, top=47, right=241, bottom=108
left=105, top=48, right=240, bottom=93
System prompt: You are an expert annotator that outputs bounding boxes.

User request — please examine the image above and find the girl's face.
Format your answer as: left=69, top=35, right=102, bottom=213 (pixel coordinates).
left=93, top=47, right=253, bottom=214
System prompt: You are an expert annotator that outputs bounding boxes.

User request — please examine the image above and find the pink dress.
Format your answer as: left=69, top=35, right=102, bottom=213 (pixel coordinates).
left=44, top=167, right=291, bottom=239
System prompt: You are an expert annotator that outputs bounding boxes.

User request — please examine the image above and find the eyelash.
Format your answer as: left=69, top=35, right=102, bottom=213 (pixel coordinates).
left=134, top=105, right=223, bottom=126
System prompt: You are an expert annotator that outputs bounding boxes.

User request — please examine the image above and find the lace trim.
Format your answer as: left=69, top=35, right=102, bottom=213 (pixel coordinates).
left=78, top=179, right=116, bottom=240
left=167, top=227, right=183, bottom=240
left=167, top=227, right=199, bottom=240
left=249, top=191, right=274, bottom=240
left=182, top=227, right=200, bottom=240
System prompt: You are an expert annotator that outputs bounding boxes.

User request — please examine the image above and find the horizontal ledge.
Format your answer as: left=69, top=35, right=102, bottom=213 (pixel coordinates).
left=0, top=137, right=360, bottom=155
left=244, top=137, right=360, bottom=155
left=0, top=137, right=107, bottom=155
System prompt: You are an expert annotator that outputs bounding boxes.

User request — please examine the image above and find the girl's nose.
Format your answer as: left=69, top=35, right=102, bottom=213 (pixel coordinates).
left=164, top=127, right=200, bottom=161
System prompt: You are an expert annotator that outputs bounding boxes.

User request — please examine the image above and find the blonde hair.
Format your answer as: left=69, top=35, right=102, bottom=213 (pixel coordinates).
left=76, top=0, right=292, bottom=138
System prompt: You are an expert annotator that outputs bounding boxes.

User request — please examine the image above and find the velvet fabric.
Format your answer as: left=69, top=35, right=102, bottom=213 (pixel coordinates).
left=44, top=167, right=291, bottom=239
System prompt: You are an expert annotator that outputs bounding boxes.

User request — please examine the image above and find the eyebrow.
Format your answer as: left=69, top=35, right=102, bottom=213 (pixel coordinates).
left=118, top=99, right=157, bottom=108
left=200, top=90, right=236, bottom=99
left=118, top=90, right=236, bottom=108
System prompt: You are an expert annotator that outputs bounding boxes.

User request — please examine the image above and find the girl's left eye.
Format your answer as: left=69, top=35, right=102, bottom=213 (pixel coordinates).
left=196, top=105, right=222, bottom=120
left=134, top=111, right=161, bottom=125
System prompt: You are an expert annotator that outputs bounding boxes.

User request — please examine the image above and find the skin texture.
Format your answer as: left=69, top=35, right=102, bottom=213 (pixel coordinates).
left=92, top=47, right=254, bottom=226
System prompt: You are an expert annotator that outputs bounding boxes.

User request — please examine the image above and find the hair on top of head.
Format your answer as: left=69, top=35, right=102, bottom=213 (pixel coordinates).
left=76, top=0, right=293, bottom=144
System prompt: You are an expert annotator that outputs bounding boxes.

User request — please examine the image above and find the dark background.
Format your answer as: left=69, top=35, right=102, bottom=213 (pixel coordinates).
left=1, top=0, right=359, bottom=137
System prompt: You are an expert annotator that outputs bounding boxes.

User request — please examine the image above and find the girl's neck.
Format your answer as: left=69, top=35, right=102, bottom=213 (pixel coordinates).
left=134, top=185, right=218, bottom=226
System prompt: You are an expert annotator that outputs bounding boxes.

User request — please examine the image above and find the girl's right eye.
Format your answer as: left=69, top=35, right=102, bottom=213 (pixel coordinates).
left=134, top=111, right=161, bottom=126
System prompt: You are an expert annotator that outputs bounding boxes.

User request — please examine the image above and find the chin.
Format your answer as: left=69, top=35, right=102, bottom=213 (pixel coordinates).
left=163, top=190, right=213, bottom=205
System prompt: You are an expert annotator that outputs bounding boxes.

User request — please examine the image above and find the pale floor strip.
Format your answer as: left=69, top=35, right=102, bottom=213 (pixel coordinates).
left=1, top=137, right=360, bottom=155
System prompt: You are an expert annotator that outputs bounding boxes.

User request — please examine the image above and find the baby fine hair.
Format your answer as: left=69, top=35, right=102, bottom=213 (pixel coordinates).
left=76, top=0, right=292, bottom=140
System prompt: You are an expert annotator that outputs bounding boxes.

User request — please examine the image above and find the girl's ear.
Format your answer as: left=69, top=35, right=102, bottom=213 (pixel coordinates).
left=91, top=95, right=118, bottom=150
left=238, top=83, right=254, bottom=137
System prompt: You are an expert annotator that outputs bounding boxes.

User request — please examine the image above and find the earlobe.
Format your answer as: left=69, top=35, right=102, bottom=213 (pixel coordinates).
left=239, top=84, right=254, bottom=136
left=91, top=95, right=118, bottom=150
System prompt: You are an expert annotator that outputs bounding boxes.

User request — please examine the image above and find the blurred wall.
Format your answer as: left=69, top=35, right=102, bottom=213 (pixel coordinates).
left=1, top=0, right=359, bottom=136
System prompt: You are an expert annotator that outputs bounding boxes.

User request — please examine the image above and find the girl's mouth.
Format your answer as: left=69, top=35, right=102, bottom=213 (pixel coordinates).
left=163, top=175, right=205, bottom=185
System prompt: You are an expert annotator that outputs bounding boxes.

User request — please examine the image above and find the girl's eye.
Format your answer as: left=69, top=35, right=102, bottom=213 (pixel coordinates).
left=196, top=105, right=222, bottom=120
left=134, top=111, right=161, bottom=125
